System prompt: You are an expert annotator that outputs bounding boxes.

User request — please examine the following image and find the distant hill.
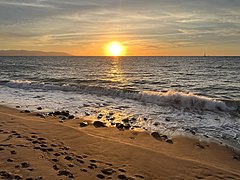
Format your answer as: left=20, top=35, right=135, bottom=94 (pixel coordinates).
left=0, top=50, right=72, bottom=56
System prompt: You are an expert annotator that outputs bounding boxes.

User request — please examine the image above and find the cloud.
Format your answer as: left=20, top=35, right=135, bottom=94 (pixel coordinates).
left=0, top=0, right=240, bottom=55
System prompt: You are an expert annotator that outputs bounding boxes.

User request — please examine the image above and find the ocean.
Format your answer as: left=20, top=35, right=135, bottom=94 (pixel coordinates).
left=0, top=56, right=239, bottom=149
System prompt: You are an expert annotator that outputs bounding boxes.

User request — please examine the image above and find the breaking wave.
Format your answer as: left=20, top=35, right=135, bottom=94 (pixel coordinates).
left=1, top=79, right=239, bottom=113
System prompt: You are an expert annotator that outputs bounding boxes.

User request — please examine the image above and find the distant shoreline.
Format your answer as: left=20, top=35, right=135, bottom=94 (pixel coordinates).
left=0, top=50, right=72, bottom=56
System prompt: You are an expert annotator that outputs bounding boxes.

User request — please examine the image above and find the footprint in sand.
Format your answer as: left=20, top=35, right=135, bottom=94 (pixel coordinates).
left=135, top=174, right=145, bottom=179
left=57, top=170, right=74, bottom=178
left=10, top=150, right=16, bottom=155
left=96, top=174, right=105, bottom=179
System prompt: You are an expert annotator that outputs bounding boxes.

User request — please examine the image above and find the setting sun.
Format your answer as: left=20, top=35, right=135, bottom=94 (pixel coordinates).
left=106, top=42, right=124, bottom=56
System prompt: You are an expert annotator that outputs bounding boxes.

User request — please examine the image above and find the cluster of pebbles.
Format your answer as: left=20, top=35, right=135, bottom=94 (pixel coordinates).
left=20, top=107, right=174, bottom=144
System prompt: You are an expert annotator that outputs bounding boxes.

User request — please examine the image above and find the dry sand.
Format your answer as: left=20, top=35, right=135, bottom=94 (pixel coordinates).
left=0, top=105, right=240, bottom=180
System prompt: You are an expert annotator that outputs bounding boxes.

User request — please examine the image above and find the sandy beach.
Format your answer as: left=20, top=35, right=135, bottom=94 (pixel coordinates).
left=0, top=105, right=239, bottom=180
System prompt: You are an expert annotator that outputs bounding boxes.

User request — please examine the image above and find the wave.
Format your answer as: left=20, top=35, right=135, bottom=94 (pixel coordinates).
left=1, top=79, right=239, bottom=113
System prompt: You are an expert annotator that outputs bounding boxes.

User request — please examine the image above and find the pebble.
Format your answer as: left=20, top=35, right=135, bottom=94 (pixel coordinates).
left=58, top=170, right=74, bottom=178
left=21, top=162, right=30, bottom=168
left=93, top=121, right=106, bottom=128
left=151, top=132, right=162, bottom=141
left=79, top=122, right=88, bottom=127
left=96, top=174, right=105, bottom=179
left=37, top=107, right=43, bottom=110
left=118, top=174, right=128, bottom=180
left=68, top=115, right=74, bottom=119
left=166, top=139, right=173, bottom=144
left=101, top=168, right=115, bottom=175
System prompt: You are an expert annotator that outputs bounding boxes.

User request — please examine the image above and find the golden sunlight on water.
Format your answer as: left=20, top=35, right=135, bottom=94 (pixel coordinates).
left=104, top=58, right=127, bottom=85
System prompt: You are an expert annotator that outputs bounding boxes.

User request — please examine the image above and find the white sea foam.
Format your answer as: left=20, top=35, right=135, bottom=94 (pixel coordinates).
left=1, top=80, right=238, bottom=114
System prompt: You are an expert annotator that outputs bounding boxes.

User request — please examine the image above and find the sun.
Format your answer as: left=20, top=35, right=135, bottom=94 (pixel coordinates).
left=107, top=42, right=123, bottom=56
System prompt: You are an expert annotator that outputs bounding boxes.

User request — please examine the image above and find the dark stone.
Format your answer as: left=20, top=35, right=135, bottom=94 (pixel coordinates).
left=109, top=117, right=115, bottom=121
left=88, top=165, right=94, bottom=169
left=80, top=168, right=87, bottom=172
left=52, top=159, right=58, bottom=162
left=116, top=123, right=125, bottom=131
left=38, top=137, right=46, bottom=141
left=124, top=124, right=131, bottom=130
left=85, top=112, right=90, bottom=116
left=37, top=107, right=43, bottom=110
left=79, top=122, right=88, bottom=127
left=40, top=148, right=47, bottom=152
left=96, top=174, right=105, bottom=179
left=68, top=115, right=74, bottom=119
left=54, top=153, right=61, bottom=156
left=35, top=176, right=44, bottom=180
left=165, top=117, right=171, bottom=121
left=101, top=168, right=116, bottom=175
left=58, top=170, right=74, bottom=178
left=24, top=110, right=31, bottom=113
left=14, top=175, right=23, bottom=180
left=10, top=150, right=17, bottom=154
left=90, top=159, right=97, bottom=163
left=118, top=169, right=126, bottom=172
left=153, top=122, right=160, bottom=126
left=61, top=117, right=67, bottom=120
left=203, top=135, right=209, bottom=138
left=90, top=163, right=97, bottom=168
left=32, top=140, right=39, bottom=144
left=77, top=159, right=84, bottom=164
left=130, top=117, right=137, bottom=121
left=93, top=121, right=106, bottom=128
left=190, top=130, right=196, bottom=135
left=233, top=154, right=240, bottom=160
left=166, top=139, right=173, bottom=144
left=122, top=118, right=129, bottom=123
left=26, top=178, right=34, bottom=180
left=7, top=158, right=14, bottom=162
left=61, top=111, right=70, bottom=117
left=151, top=132, right=162, bottom=141
left=68, top=164, right=74, bottom=167
left=16, top=106, right=21, bottom=108
left=64, top=156, right=73, bottom=161
left=118, top=174, right=128, bottom=180
left=0, top=147, right=4, bottom=151
left=21, top=162, right=30, bottom=168
left=97, top=114, right=103, bottom=119
left=161, top=135, right=168, bottom=140
left=53, top=111, right=61, bottom=116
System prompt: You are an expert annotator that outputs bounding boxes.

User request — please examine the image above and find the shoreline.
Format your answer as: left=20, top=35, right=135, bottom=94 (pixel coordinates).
left=0, top=105, right=240, bottom=179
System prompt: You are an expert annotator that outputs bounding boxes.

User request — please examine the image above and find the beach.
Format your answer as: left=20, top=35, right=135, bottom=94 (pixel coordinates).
left=0, top=105, right=240, bottom=180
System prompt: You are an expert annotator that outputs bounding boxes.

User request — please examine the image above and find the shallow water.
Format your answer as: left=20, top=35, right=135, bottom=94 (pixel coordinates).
left=0, top=56, right=239, bottom=149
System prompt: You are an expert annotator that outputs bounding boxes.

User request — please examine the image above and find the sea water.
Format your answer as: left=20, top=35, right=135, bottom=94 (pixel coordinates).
left=0, top=56, right=239, bottom=149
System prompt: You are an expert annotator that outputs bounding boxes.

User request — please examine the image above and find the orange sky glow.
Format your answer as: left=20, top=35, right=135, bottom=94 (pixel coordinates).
left=0, top=1, right=239, bottom=56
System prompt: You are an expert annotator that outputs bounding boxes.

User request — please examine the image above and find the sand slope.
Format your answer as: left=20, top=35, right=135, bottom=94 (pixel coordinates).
left=0, top=106, right=240, bottom=180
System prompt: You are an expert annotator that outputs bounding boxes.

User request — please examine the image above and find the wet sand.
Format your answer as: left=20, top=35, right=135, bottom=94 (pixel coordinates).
left=0, top=105, right=240, bottom=180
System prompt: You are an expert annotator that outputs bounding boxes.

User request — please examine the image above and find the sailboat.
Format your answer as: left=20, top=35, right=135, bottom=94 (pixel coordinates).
left=204, top=52, right=207, bottom=57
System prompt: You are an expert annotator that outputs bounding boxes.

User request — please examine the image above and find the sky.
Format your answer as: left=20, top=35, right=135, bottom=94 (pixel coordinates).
left=0, top=0, right=240, bottom=56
